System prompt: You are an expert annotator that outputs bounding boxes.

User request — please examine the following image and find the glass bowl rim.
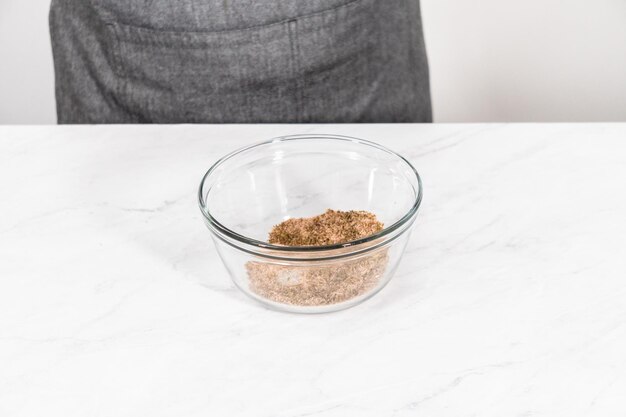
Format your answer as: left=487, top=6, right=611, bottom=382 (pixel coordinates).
left=198, top=134, right=423, bottom=252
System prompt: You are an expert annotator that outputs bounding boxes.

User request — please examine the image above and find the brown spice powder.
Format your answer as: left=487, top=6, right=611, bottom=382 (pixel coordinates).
left=268, top=209, right=384, bottom=246
left=246, top=209, right=389, bottom=306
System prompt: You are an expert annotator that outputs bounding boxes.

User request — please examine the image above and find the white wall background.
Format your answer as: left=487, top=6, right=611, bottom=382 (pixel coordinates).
left=1, top=0, right=626, bottom=124
left=422, top=0, right=626, bottom=122
left=0, top=0, right=56, bottom=124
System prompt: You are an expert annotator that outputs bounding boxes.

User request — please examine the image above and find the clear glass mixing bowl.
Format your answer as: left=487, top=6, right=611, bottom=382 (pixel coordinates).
left=198, top=134, right=423, bottom=313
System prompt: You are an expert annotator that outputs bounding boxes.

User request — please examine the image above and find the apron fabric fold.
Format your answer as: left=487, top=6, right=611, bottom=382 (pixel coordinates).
left=50, top=0, right=432, bottom=123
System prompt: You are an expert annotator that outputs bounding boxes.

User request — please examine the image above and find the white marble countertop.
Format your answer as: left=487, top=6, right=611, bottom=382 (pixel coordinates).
left=1, top=124, right=626, bottom=416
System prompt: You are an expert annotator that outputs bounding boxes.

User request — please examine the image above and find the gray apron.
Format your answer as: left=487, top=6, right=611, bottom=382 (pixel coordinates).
left=49, top=0, right=432, bottom=123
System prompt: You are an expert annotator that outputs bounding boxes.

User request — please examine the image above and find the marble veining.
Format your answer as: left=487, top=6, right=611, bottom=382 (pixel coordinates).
left=1, top=124, right=626, bottom=416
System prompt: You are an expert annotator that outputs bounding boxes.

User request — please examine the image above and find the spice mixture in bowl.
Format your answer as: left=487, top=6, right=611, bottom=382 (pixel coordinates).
left=198, top=134, right=422, bottom=313
left=247, top=209, right=388, bottom=306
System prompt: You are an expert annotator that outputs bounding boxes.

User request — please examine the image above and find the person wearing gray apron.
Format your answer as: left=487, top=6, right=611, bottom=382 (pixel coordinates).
left=49, top=0, right=432, bottom=123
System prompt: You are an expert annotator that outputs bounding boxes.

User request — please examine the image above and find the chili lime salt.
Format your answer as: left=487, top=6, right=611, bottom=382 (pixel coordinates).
left=246, top=209, right=389, bottom=306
